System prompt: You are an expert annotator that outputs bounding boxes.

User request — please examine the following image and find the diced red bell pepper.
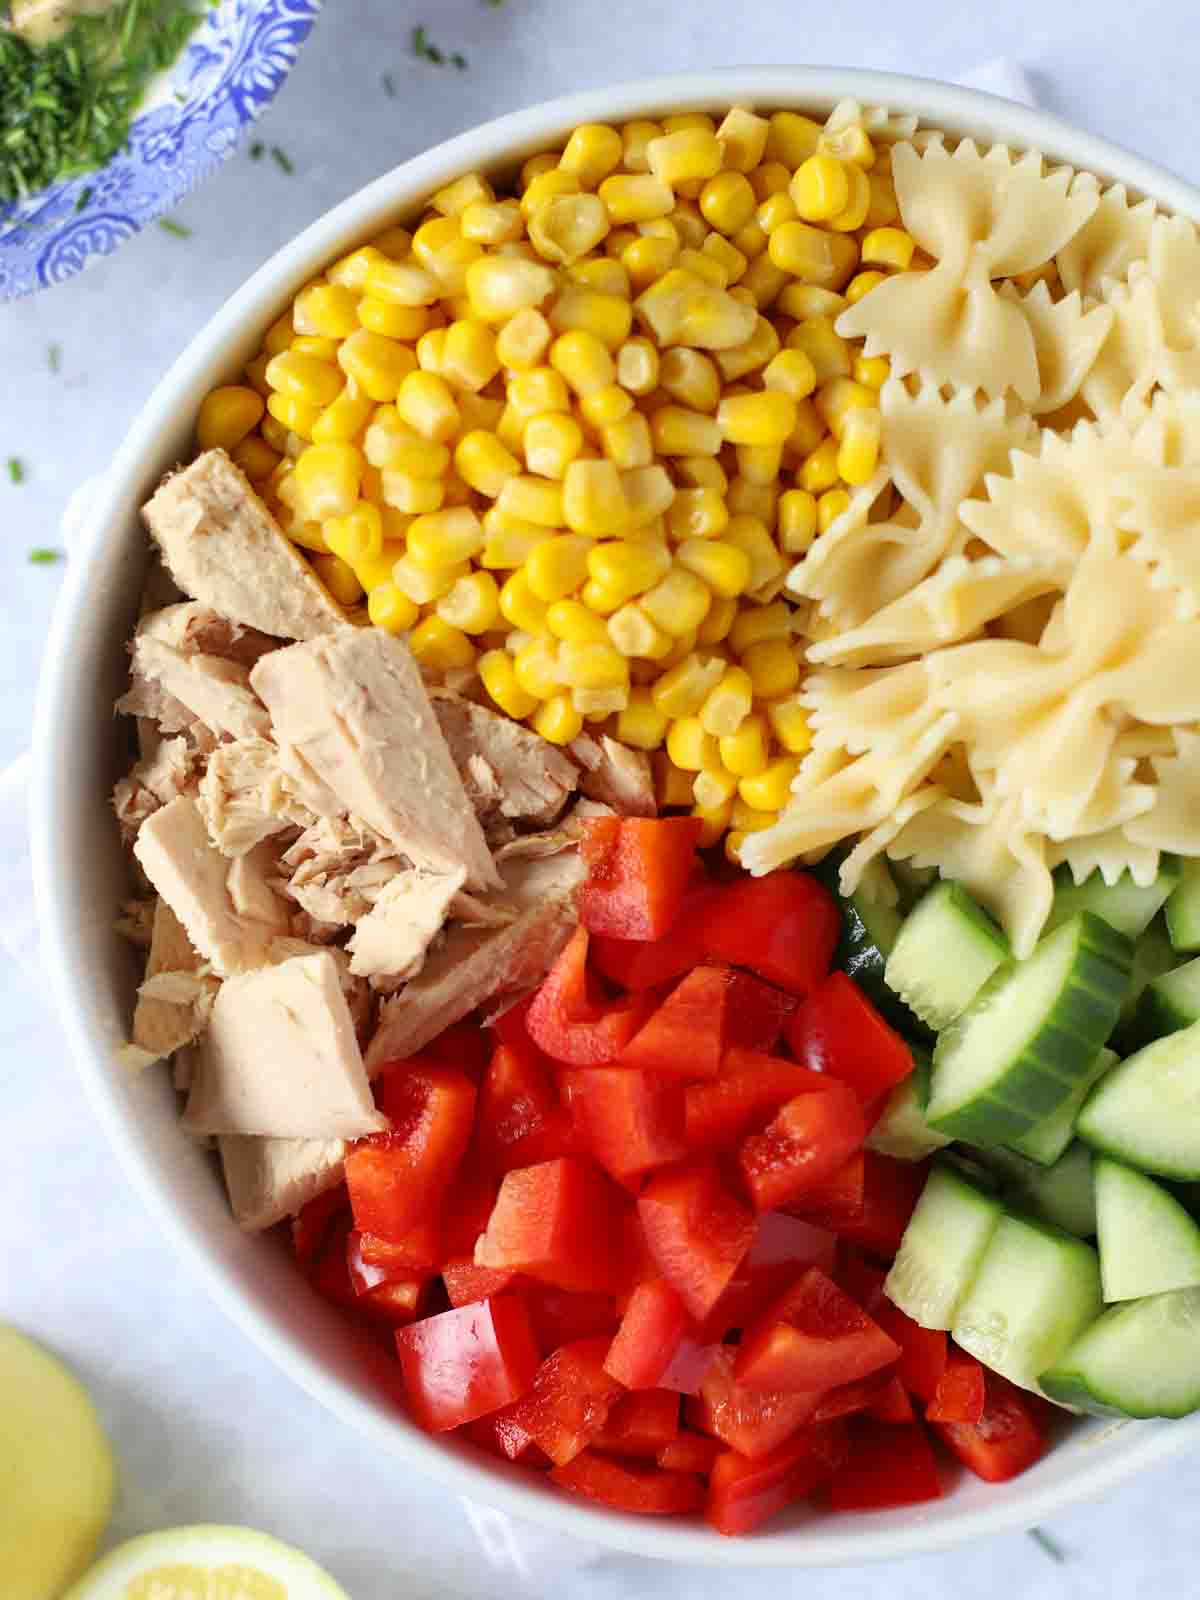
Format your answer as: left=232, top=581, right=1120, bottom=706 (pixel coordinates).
left=685, top=1048, right=829, bottom=1152
left=304, top=1215, right=359, bottom=1311
left=738, top=1084, right=867, bottom=1213
left=930, top=1373, right=1046, bottom=1482
left=476, top=1158, right=626, bottom=1294
left=811, top=1152, right=930, bottom=1259
left=658, top=1335, right=722, bottom=1396
left=687, top=1348, right=822, bottom=1458
left=705, top=1421, right=850, bottom=1536
left=604, top=1279, right=691, bottom=1390
left=508, top=1336, right=626, bottom=1466
left=698, top=871, right=841, bottom=996
left=617, top=966, right=729, bottom=1080
left=424, top=1019, right=492, bottom=1083
left=526, top=927, right=655, bottom=1066
left=926, top=1347, right=987, bottom=1425
left=355, top=1217, right=442, bottom=1275
left=813, top=1371, right=894, bottom=1422
left=490, top=993, right=543, bottom=1054
left=590, top=880, right=722, bottom=992
left=578, top=816, right=704, bottom=941
left=699, top=1212, right=837, bottom=1341
left=439, top=1158, right=499, bottom=1260
left=346, top=1061, right=477, bottom=1242
left=614, top=1208, right=660, bottom=1307
left=477, top=1040, right=559, bottom=1171
left=835, top=1249, right=888, bottom=1314
left=787, top=972, right=914, bottom=1104
left=292, top=1185, right=349, bottom=1264
left=465, top=1403, right=543, bottom=1463
left=563, top=1066, right=687, bottom=1183
left=658, top=1430, right=723, bottom=1475
left=442, top=1259, right=523, bottom=1308
left=395, top=1294, right=541, bottom=1433
left=871, top=1300, right=947, bottom=1405
left=356, top=1278, right=434, bottom=1326
left=723, top=972, right=800, bottom=1054
left=868, top=1375, right=916, bottom=1424
left=783, top=1151, right=866, bottom=1231
left=495, top=1106, right=585, bottom=1175
left=592, top=1388, right=680, bottom=1457
left=637, top=1162, right=756, bottom=1321
left=550, top=1451, right=705, bottom=1516
left=526, top=1286, right=619, bottom=1354
left=347, top=1231, right=433, bottom=1295
left=734, top=1267, right=901, bottom=1393
left=827, top=1419, right=943, bottom=1510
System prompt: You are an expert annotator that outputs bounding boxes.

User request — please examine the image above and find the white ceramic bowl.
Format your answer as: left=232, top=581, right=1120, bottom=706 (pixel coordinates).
left=31, top=66, right=1200, bottom=1566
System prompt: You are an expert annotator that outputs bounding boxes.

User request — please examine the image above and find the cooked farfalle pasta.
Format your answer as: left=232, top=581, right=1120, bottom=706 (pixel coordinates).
left=1055, top=179, right=1158, bottom=298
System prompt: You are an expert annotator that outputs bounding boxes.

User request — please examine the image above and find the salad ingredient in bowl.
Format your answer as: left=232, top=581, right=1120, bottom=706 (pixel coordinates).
left=107, top=87, right=1200, bottom=1540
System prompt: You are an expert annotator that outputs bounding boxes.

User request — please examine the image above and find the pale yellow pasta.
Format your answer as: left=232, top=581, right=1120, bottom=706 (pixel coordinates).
left=1000, top=280, right=1113, bottom=415
left=1056, top=179, right=1158, bottom=299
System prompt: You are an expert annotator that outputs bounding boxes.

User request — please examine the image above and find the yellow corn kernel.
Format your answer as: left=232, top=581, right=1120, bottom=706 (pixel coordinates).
left=819, top=122, right=876, bottom=170
left=732, top=219, right=768, bottom=260
left=282, top=518, right=329, bottom=555
left=756, top=191, right=799, bottom=236
left=635, top=268, right=757, bottom=351
left=432, top=170, right=493, bottom=217
left=768, top=223, right=859, bottom=290
left=620, top=235, right=678, bottom=294
left=789, top=318, right=852, bottom=383
left=726, top=477, right=779, bottom=527
left=777, top=284, right=847, bottom=322
left=619, top=118, right=663, bottom=173
left=789, top=154, right=850, bottom=222
left=265, top=350, right=345, bottom=409
left=529, top=194, right=609, bottom=266
left=717, top=390, right=797, bottom=447
left=480, top=512, right=545, bottom=570
left=693, top=766, right=739, bottom=810
left=459, top=199, right=524, bottom=248
left=262, top=312, right=295, bottom=356
left=596, top=175, right=675, bottom=229
left=493, top=311, right=549, bottom=373
left=778, top=488, right=819, bottom=555
left=557, top=639, right=630, bottom=691
left=559, top=459, right=625, bottom=536
left=738, top=253, right=790, bottom=310
left=650, top=405, right=722, bottom=457
left=816, top=487, right=851, bottom=533
left=844, top=270, right=886, bottom=307
left=569, top=256, right=630, bottom=298
left=646, top=128, right=723, bottom=187
left=676, top=537, right=752, bottom=599
left=731, top=798, right=779, bottom=834
left=728, top=600, right=791, bottom=655
left=662, top=111, right=716, bottom=134
left=197, top=385, right=265, bottom=452
left=829, top=165, right=871, bottom=234
left=641, top=567, right=712, bottom=635
left=474, top=649, right=536, bottom=720
left=523, top=532, right=592, bottom=601
left=607, top=602, right=671, bottom=658
left=815, top=376, right=876, bottom=441
left=231, top=434, right=280, bottom=482
left=531, top=693, right=584, bottom=745
left=692, top=797, right=735, bottom=847
left=586, top=537, right=671, bottom=601
left=291, top=283, right=358, bottom=339
left=311, top=379, right=374, bottom=445
left=364, top=408, right=450, bottom=476
left=362, top=257, right=441, bottom=308
left=762, top=349, right=817, bottom=402
left=328, top=247, right=388, bottom=291
left=521, top=152, right=559, bottom=189
left=310, top=553, right=363, bottom=606
left=659, top=347, right=721, bottom=412
left=395, top=370, right=461, bottom=442
left=448, top=430, right=515, bottom=499
left=352, top=536, right=408, bottom=592
left=465, top=256, right=558, bottom=321
left=520, top=168, right=581, bottom=217
left=580, top=384, right=634, bottom=430
left=493, top=475, right=563, bottom=530
left=371, top=226, right=415, bottom=260
left=549, top=286, right=633, bottom=350
left=556, top=121, right=623, bottom=188
left=860, top=226, right=915, bottom=272
left=743, top=636, right=801, bottom=699
left=702, top=233, right=748, bottom=284
left=324, top=501, right=383, bottom=567
left=366, top=581, right=420, bottom=635
left=416, top=328, right=448, bottom=375
left=836, top=407, right=882, bottom=488
left=864, top=171, right=900, bottom=229
left=765, top=695, right=813, bottom=755
left=508, top=366, right=571, bottom=420
left=381, top=471, right=445, bottom=515
left=440, top=319, right=500, bottom=393
left=549, top=329, right=615, bottom=397
left=676, top=457, right=728, bottom=493
left=521, top=412, right=581, bottom=481
left=764, top=109, right=822, bottom=167
left=610, top=688, right=665, bottom=750
left=714, top=315, right=781, bottom=382
left=697, top=593, right=737, bottom=644
left=546, top=598, right=612, bottom=646
left=667, top=487, right=729, bottom=542
left=289, top=336, right=340, bottom=366
left=738, top=756, right=802, bottom=812
left=736, top=443, right=781, bottom=490
left=720, top=515, right=783, bottom=593
left=513, top=636, right=561, bottom=698
left=697, top=171, right=755, bottom=236
left=719, top=713, right=770, bottom=778
left=405, top=507, right=483, bottom=569
left=651, top=653, right=726, bottom=719
left=655, top=754, right=697, bottom=808
left=407, top=615, right=475, bottom=674
left=333, top=329, right=413, bottom=403
left=714, top=105, right=768, bottom=172
left=260, top=414, right=293, bottom=455
left=696, top=665, right=752, bottom=738
left=244, top=352, right=272, bottom=398
left=602, top=411, right=653, bottom=470
left=785, top=397, right=826, bottom=461
left=799, top=434, right=841, bottom=495
left=292, top=441, right=363, bottom=521
left=436, top=570, right=501, bottom=634
left=846, top=355, right=888, bottom=395
left=666, top=716, right=720, bottom=772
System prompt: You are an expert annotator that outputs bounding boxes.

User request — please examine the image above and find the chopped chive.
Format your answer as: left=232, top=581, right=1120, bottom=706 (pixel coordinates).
left=411, top=24, right=445, bottom=63
left=381, top=71, right=396, bottom=98
left=482, top=0, right=504, bottom=7
left=249, top=139, right=265, bottom=160
left=75, top=186, right=93, bottom=212
left=270, top=144, right=294, bottom=175
left=1028, top=1528, right=1066, bottom=1564
left=29, top=547, right=63, bottom=564
left=451, top=51, right=468, bottom=69
left=47, top=343, right=61, bottom=374
left=7, top=457, right=25, bottom=484
left=158, top=217, right=191, bottom=237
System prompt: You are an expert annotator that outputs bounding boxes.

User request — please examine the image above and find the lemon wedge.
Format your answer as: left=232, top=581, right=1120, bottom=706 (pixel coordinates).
left=63, top=1526, right=351, bottom=1599
left=0, top=1322, right=115, bottom=1600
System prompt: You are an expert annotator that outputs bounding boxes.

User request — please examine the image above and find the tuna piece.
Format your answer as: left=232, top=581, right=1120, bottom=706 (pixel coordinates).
left=347, top=867, right=466, bottom=988
left=219, top=1135, right=349, bottom=1232
left=569, top=733, right=656, bottom=816
left=119, top=632, right=270, bottom=743
left=432, top=693, right=578, bottom=828
left=130, top=899, right=217, bottom=1065
left=197, top=735, right=316, bottom=857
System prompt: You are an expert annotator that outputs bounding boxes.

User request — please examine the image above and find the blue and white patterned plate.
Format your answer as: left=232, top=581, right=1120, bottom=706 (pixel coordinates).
left=0, top=0, right=322, bottom=300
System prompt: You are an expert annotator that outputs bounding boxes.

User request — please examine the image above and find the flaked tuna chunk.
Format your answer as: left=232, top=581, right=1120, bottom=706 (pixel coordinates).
left=113, top=734, right=204, bottom=843
left=276, top=815, right=400, bottom=927
left=198, top=736, right=316, bottom=858
left=133, top=796, right=290, bottom=975
left=119, top=630, right=270, bottom=743
left=251, top=629, right=499, bottom=891
left=130, top=899, right=218, bottom=1066
left=432, top=692, right=578, bottom=828
left=219, top=1135, right=348, bottom=1231
left=347, top=867, right=466, bottom=989
left=184, top=950, right=385, bottom=1139
left=569, top=733, right=656, bottom=817
left=142, top=450, right=348, bottom=641
left=137, top=600, right=279, bottom=668
left=364, top=846, right=585, bottom=1072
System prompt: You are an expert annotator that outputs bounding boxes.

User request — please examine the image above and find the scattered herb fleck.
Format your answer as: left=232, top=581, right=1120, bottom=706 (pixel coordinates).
left=75, top=186, right=93, bottom=213
left=482, top=0, right=504, bottom=7
left=47, top=343, right=61, bottom=374
left=28, top=547, right=62, bottom=565
left=270, top=144, right=294, bottom=175
left=451, top=51, right=468, bottom=69
left=411, top=24, right=445, bottom=64
left=7, top=457, right=25, bottom=485
left=249, top=140, right=265, bottom=161
left=382, top=71, right=397, bottom=98
left=1028, top=1528, right=1067, bottom=1564
left=158, top=217, right=191, bottom=237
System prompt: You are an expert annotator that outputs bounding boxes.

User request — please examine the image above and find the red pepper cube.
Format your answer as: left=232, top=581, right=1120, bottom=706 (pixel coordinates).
left=304, top=1214, right=359, bottom=1311
left=658, top=1335, right=723, bottom=1396
left=735, top=1266, right=901, bottom=1393
left=782, top=1150, right=866, bottom=1231
left=525, top=1286, right=619, bottom=1354
left=562, top=1066, right=688, bottom=1183
left=637, top=1162, right=756, bottom=1322
left=699, top=1212, right=837, bottom=1342
left=827, top=1418, right=943, bottom=1510
left=604, top=1279, right=691, bottom=1390
left=358, top=1278, right=434, bottom=1326
left=867, top=1375, right=916, bottom=1424
left=395, top=1295, right=541, bottom=1432
left=658, top=1429, right=723, bottom=1475
left=526, top=927, right=654, bottom=1066
left=578, top=816, right=704, bottom=941
left=926, top=1347, right=987, bottom=1425
left=347, top=1230, right=436, bottom=1294
left=687, top=1347, right=822, bottom=1458
left=722, top=972, right=800, bottom=1054
left=685, top=1048, right=828, bottom=1152
left=871, top=1299, right=948, bottom=1405
left=424, top=1019, right=492, bottom=1083
left=345, top=1060, right=477, bottom=1242
left=593, top=1388, right=680, bottom=1457
left=355, top=1216, right=442, bottom=1275
left=930, top=1372, right=1045, bottom=1481
left=475, top=1157, right=625, bottom=1294
left=698, top=871, right=841, bottom=996
left=464, top=1403, right=543, bottom=1463
left=477, top=1040, right=560, bottom=1171
left=787, top=972, right=914, bottom=1103
left=509, top=1336, right=626, bottom=1466
left=618, top=966, right=730, bottom=1080
left=813, top=1372, right=894, bottom=1423
left=291, top=1185, right=349, bottom=1264
left=738, top=1083, right=867, bottom=1213
left=550, top=1451, right=705, bottom=1515
left=705, top=1420, right=851, bottom=1536
left=439, top=1158, right=500, bottom=1261
left=809, top=1151, right=930, bottom=1260
left=442, top=1259, right=524, bottom=1308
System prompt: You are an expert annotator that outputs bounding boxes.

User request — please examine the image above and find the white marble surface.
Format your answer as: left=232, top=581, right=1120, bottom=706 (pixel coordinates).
left=4, top=1, right=1200, bottom=1590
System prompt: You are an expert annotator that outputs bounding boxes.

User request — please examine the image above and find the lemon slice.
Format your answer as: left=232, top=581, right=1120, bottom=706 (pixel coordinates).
left=0, top=1322, right=115, bottom=1600
left=64, top=1526, right=351, bottom=1599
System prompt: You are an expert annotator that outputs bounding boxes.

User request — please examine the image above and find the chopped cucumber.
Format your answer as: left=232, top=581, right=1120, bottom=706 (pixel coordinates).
left=1044, top=857, right=1181, bottom=940
left=952, top=1212, right=1103, bottom=1394
left=1041, top=1287, right=1200, bottom=1418
left=817, top=853, right=930, bottom=1039
left=884, top=881, right=1009, bottom=1032
left=866, top=1050, right=952, bottom=1162
left=1077, top=1022, right=1200, bottom=1179
left=974, top=1142, right=1097, bottom=1239
left=1113, top=918, right=1177, bottom=1053
left=1166, top=859, right=1200, bottom=954
left=927, top=913, right=1133, bottom=1146
left=1094, top=1157, right=1200, bottom=1301
left=884, top=1163, right=1004, bottom=1330
left=1131, top=955, right=1200, bottom=1047
left=1008, top=1048, right=1118, bottom=1167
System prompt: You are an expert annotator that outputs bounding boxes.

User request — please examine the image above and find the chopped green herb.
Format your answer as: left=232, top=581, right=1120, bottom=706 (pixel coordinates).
left=451, top=51, right=468, bottom=69
left=411, top=24, right=445, bottom=64
left=47, top=343, right=61, bottom=374
left=0, top=1, right=202, bottom=206
left=270, top=144, right=294, bottom=175
left=75, top=186, right=93, bottom=212
left=1028, top=1528, right=1066, bottom=1564
left=249, top=139, right=265, bottom=161
left=7, top=457, right=25, bottom=485
left=482, top=0, right=504, bottom=7
left=28, top=548, right=62, bottom=565
left=382, top=71, right=396, bottom=98
left=158, top=217, right=191, bottom=237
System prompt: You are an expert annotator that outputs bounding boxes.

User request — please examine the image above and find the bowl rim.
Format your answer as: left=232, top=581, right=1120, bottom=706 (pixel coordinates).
left=31, top=64, right=1200, bottom=1567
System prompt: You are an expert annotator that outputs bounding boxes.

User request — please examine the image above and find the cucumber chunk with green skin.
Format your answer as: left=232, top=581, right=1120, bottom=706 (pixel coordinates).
left=1077, top=1022, right=1200, bottom=1180
left=867, top=1051, right=953, bottom=1162
left=1041, top=1287, right=1200, bottom=1418
left=884, top=1163, right=1004, bottom=1330
left=1166, top=859, right=1200, bottom=954
left=1113, top=918, right=1177, bottom=1053
left=1008, top=1048, right=1118, bottom=1168
left=1044, top=857, right=1181, bottom=940
left=927, top=913, right=1132, bottom=1146
left=884, top=881, right=1009, bottom=1032
left=1094, top=1157, right=1200, bottom=1302
left=952, top=1212, right=1103, bottom=1395
left=974, top=1142, right=1097, bottom=1239
left=816, top=853, right=931, bottom=1040
left=1130, top=955, right=1200, bottom=1048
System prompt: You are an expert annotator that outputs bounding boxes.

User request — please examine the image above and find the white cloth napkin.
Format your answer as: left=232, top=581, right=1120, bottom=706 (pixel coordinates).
left=0, top=59, right=1036, bottom=1578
